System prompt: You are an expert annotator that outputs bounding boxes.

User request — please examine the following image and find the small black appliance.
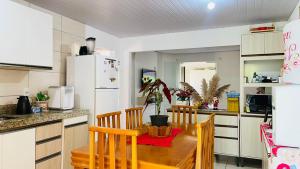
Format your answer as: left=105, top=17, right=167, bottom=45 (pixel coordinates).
left=79, top=46, right=88, bottom=55
left=246, top=94, right=272, bottom=114
left=16, top=96, right=32, bottom=115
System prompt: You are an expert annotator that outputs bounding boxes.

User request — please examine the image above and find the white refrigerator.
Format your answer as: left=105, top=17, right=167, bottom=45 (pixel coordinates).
left=67, top=53, right=120, bottom=125
left=272, top=85, right=300, bottom=148
left=271, top=19, right=300, bottom=148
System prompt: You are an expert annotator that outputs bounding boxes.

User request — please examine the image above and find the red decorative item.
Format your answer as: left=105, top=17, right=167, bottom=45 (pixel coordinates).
left=250, top=24, right=275, bottom=33
left=135, top=128, right=182, bottom=147
left=213, top=97, right=219, bottom=110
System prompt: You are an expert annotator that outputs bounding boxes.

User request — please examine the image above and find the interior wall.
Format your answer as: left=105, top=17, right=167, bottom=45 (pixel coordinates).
left=289, top=0, right=300, bottom=20
left=132, top=52, right=158, bottom=122
left=175, top=50, right=240, bottom=109
left=0, top=0, right=120, bottom=105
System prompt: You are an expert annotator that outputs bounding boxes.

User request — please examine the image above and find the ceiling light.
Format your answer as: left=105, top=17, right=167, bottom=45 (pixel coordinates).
left=207, top=2, right=215, bottom=10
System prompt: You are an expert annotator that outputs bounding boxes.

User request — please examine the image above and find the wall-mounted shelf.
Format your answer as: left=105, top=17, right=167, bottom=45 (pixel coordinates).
left=243, top=83, right=283, bottom=88
left=241, top=55, right=284, bottom=61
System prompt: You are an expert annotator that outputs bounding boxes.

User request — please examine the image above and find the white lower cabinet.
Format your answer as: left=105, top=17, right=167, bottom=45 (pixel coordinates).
left=240, top=115, right=264, bottom=159
left=198, top=113, right=239, bottom=157
left=215, top=138, right=239, bottom=156
left=63, top=116, right=89, bottom=169
left=1, top=128, right=35, bottom=169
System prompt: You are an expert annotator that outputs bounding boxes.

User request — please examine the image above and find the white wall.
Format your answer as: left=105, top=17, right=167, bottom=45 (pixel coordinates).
left=133, top=52, right=158, bottom=101
left=0, top=0, right=120, bottom=106
left=132, top=52, right=159, bottom=122
left=289, top=0, right=300, bottom=21
left=175, top=51, right=240, bottom=109
left=85, top=25, right=120, bottom=55
left=119, top=22, right=285, bottom=109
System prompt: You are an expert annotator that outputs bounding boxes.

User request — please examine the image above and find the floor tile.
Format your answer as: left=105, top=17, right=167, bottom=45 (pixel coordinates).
left=215, top=162, right=227, bottom=169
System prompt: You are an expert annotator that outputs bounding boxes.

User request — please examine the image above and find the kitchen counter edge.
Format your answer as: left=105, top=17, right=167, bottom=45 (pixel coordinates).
left=0, top=109, right=89, bottom=133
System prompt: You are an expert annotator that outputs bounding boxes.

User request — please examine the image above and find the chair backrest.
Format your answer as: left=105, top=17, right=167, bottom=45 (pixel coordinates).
left=171, top=105, right=198, bottom=128
left=97, top=111, right=121, bottom=128
left=89, top=126, right=139, bottom=169
left=195, top=113, right=215, bottom=169
left=125, top=107, right=143, bottom=129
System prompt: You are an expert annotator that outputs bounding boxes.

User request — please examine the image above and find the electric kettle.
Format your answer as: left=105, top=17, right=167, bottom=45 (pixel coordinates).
left=16, top=96, right=32, bottom=115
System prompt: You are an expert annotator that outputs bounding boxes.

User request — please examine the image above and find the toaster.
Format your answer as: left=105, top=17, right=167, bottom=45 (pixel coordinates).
left=48, top=86, right=74, bottom=110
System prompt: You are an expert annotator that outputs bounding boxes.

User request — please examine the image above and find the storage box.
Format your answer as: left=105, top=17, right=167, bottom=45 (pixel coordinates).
left=227, top=98, right=239, bottom=112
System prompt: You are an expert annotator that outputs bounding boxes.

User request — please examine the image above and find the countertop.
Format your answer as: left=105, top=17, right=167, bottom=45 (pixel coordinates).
left=166, top=108, right=239, bottom=116
left=0, top=109, right=89, bottom=133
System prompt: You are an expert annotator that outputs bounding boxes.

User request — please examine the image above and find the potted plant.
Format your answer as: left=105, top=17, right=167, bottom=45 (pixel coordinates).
left=140, top=79, right=171, bottom=126
left=35, top=91, right=50, bottom=111
left=180, top=74, right=230, bottom=110
left=170, top=88, right=193, bottom=105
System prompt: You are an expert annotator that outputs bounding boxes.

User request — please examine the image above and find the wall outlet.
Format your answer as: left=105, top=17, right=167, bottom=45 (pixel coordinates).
left=23, top=88, right=30, bottom=96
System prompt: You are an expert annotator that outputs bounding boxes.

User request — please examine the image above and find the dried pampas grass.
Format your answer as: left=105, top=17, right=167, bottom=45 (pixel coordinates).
left=180, top=82, right=202, bottom=103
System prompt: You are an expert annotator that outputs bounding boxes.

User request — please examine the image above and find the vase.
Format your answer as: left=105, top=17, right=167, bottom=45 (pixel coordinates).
left=36, top=101, right=48, bottom=112
left=150, top=115, right=169, bottom=127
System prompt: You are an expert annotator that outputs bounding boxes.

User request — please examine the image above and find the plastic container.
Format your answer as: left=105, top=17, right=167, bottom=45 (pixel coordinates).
left=227, top=91, right=240, bottom=112
left=227, top=98, right=239, bottom=112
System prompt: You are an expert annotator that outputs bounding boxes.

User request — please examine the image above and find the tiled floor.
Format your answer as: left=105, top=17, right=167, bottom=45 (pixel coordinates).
left=214, top=156, right=262, bottom=169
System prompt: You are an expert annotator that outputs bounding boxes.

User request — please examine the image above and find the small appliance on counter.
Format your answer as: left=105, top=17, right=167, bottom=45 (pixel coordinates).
left=86, top=37, right=96, bottom=54
left=245, top=94, right=272, bottom=114
left=16, top=96, right=32, bottom=115
left=48, top=86, right=74, bottom=110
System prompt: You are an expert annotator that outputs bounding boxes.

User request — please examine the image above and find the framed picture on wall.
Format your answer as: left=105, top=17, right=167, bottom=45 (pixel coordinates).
left=141, top=69, right=156, bottom=86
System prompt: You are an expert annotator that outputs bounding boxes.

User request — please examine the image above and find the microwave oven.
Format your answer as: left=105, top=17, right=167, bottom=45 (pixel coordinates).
left=48, top=86, right=74, bottom=110
left=245, top=94, right=272, bottom=114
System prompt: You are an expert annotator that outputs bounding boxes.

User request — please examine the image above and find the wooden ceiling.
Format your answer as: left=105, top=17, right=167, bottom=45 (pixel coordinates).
left=25, top=0, right=298, bottom=37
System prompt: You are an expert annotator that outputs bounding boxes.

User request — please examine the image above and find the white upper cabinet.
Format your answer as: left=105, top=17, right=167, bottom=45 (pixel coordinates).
left=264, top=32, right=284, bottom=54
left=242, top=32, right=284, bottom=56
left=242, top=33, right=265, bottom=55
left=0, top=0, right=53, bottom=68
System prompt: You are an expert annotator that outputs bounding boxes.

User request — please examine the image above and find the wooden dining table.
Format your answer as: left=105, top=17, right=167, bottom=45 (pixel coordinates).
left=71, top=124, right=197, bottom=169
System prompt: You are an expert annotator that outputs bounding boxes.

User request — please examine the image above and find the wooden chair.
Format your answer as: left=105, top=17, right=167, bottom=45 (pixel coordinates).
left=195, top=113, right=215, bottom=169
left=97, top=111, right=121, bottom=128
left=89, top=126, right=139, bottom=169
left=125, top=107, right=143, bottom=129
left=171, top=105, right=198, bottom=128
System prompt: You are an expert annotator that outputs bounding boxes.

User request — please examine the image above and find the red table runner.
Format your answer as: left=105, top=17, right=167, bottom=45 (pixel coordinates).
left=136, top=128, right=182, bottom=147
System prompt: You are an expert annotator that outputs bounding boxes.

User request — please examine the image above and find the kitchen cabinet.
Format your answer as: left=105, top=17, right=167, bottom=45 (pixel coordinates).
left=63, top=116, right=88, bottom=169
left=1, top=128, right=35, bottom=169
left=240, top=115, right=264, bottom=159
left=242, top=33, right=265, bottom=55
left=198, top=113, right=239, bottom=157
left=264, top=32, right=284, bottom=54
left=36, top=155, right=62, bottom=169
left=241, top=32, right=284, bottom=56
left=35, top=122, right=62, bottom=169
left=0, top=0, right=53, bottom=68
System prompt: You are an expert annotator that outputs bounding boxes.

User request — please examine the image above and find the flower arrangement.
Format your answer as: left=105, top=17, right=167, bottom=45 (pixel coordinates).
left=36, top=91, right=50, bottom=101
left=180, top=74, right=230, bottom=109
left=35, top=91, right=50, bottom=111
left=170, top=88, right=192, bottom=101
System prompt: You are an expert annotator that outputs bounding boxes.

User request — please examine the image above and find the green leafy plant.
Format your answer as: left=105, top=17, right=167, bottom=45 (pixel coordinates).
left=36, top=92, right=50, bottom=101
left=139, top=79, right=171, bottom=115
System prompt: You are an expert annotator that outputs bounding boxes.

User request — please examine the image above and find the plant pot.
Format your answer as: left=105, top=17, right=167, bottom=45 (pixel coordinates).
left=36, top=101, right=48, bottom=112
left=150, top=115, right=169, bottom=127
